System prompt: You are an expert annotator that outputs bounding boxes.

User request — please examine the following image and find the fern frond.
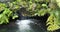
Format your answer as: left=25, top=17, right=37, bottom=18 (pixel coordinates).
left=46, top=10, right=60, bottom=31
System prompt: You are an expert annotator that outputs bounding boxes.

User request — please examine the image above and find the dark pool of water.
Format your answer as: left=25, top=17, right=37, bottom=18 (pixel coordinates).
left=0, top=19, right=47, bottom=32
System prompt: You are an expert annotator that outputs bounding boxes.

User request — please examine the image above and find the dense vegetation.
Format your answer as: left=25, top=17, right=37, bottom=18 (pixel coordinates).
left=0, top=0, right=60, bottom=32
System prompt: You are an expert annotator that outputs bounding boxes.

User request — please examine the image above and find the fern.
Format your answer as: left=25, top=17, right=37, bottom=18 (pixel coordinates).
left=0, top=2, right=18, bottom=24
left=46, top=10, right=60, bottom=31
left=0, top=0, right=60, bottom=31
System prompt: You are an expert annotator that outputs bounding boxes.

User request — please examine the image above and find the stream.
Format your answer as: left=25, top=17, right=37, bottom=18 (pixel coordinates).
left=0, top=19, right=47, bottom=32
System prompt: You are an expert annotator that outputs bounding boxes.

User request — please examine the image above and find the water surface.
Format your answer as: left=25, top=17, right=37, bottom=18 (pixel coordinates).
left=0, top=19, right=47, bottom=32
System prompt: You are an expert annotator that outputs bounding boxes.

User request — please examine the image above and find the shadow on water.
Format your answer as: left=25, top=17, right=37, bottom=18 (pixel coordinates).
left=0, top=19, right=47, bottom=32
left=0, top=14, right=49, bottom=32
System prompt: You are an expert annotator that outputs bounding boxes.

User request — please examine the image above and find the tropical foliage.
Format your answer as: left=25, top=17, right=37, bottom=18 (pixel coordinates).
left=0, top=2, right=18, bottom=24
left=0, top=0, right=60, bottom=32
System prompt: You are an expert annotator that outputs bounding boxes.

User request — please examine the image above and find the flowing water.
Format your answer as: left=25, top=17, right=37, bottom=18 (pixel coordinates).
left=0, top=19, right=47, bottom=32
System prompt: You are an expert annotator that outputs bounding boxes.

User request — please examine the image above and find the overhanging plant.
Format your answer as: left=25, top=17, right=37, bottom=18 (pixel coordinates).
left=46, top=0, right=60, bottom=31
left=16, top=0, right=60, bottom=32
left=12, top=0, right=60, bottom=31
left=0, top=3, right=18, bottom=24
left=0, top=0, right=60, bottom=32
